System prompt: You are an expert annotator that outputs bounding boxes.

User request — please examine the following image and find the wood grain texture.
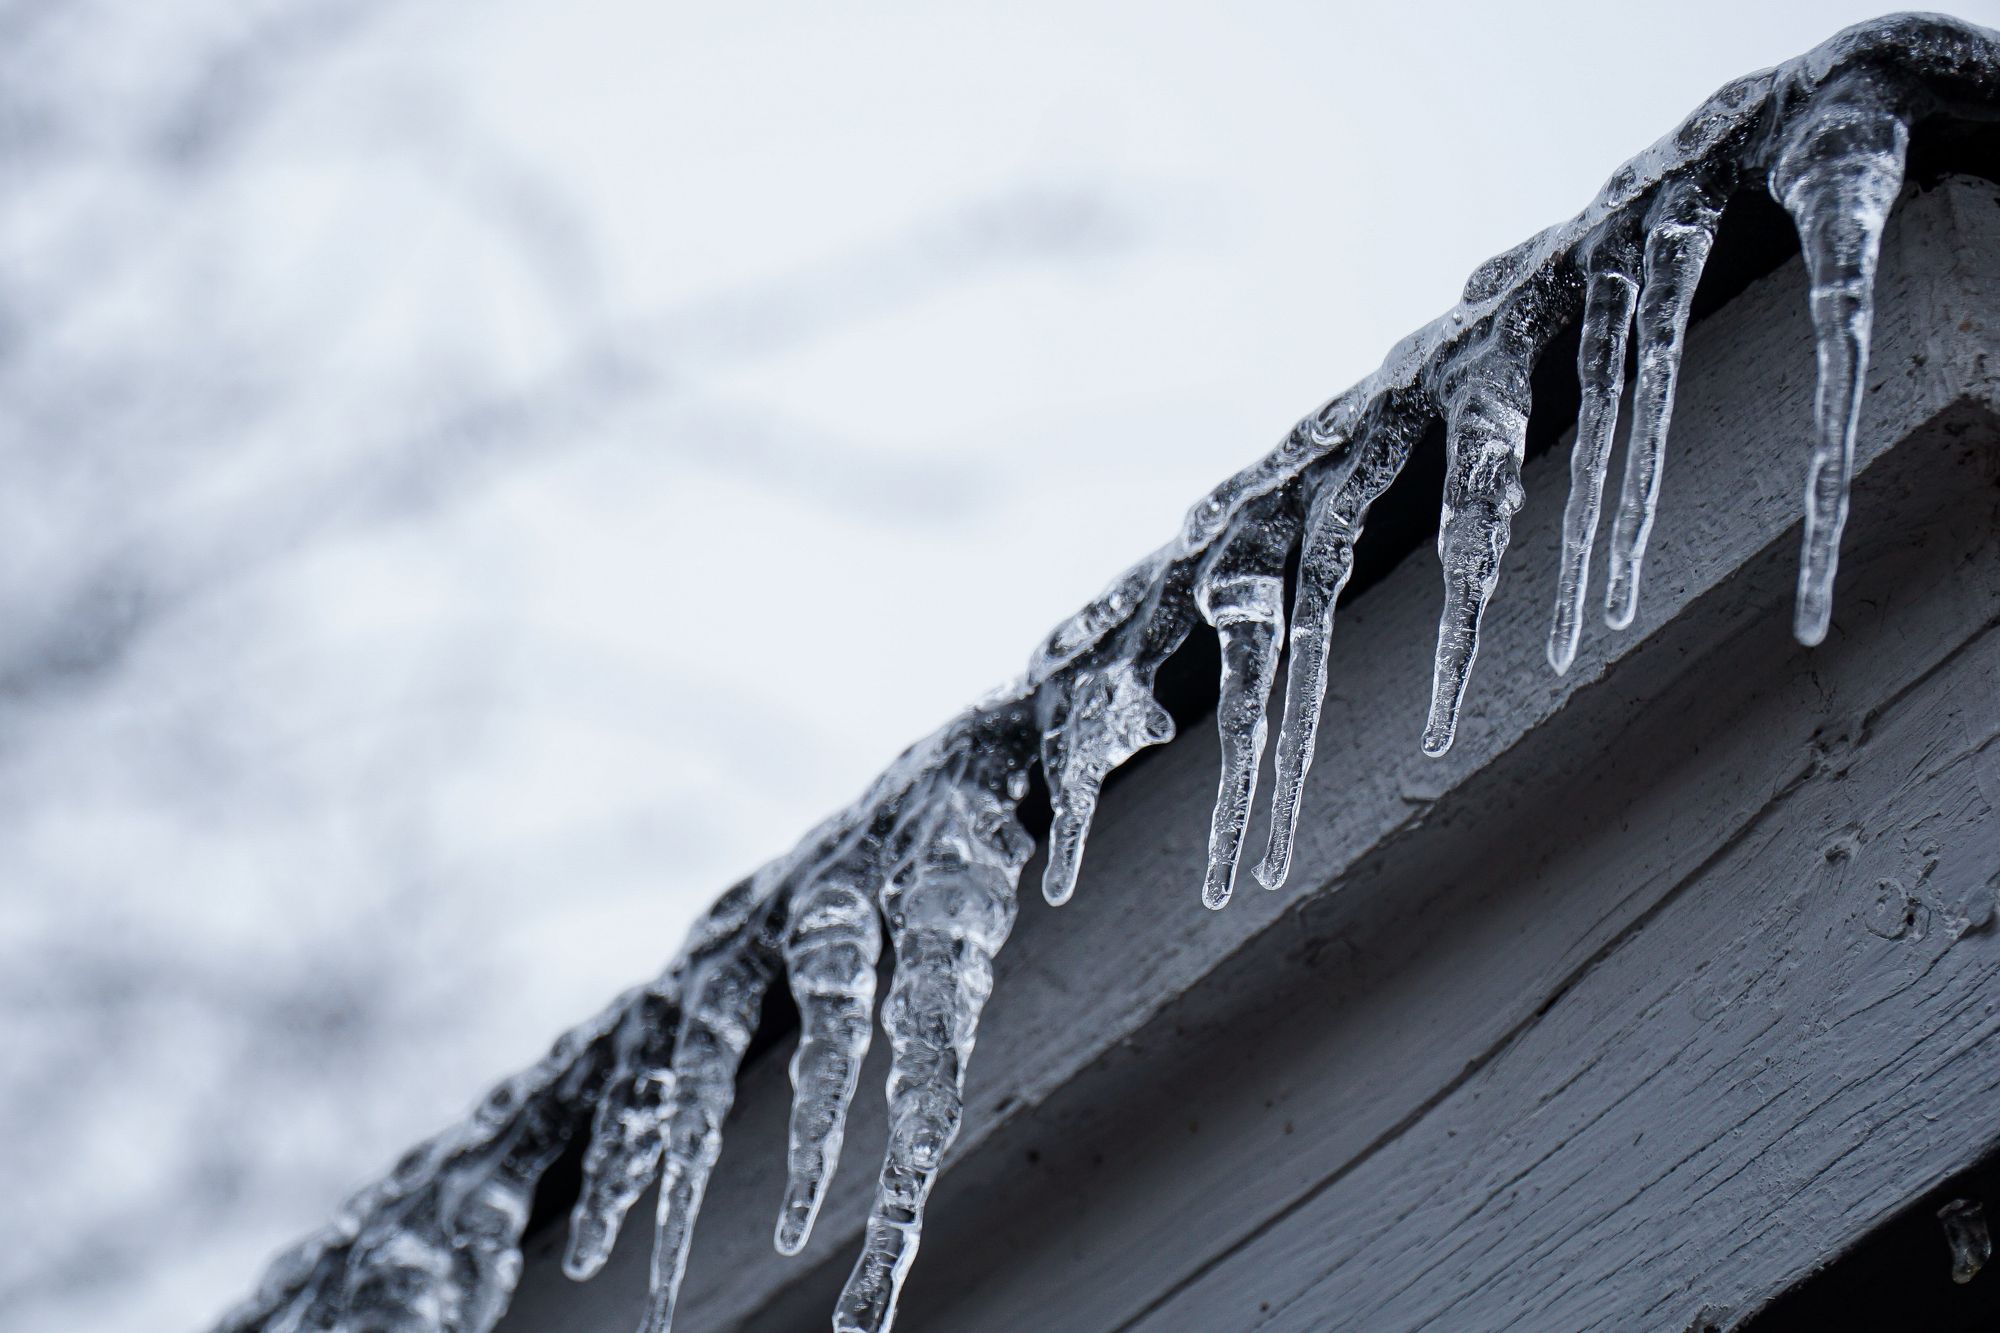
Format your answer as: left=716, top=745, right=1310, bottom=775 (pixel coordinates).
left=498, top=175, right=2000, bottom=1333
left=1131, top=473, right=2000, bottom=1332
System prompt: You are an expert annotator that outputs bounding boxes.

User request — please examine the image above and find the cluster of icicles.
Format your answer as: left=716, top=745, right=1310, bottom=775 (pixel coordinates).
left=217, top=15, right=2000, bottom=1333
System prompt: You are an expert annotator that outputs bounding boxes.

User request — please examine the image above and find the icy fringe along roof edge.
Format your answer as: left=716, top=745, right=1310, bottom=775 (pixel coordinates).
left=213, top=13, right=2000, bottom=1333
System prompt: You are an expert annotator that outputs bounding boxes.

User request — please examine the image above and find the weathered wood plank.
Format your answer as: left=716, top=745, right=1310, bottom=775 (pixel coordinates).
left=499, top=175, right=2000, bottom=1333
left=1130, top=495, right=2000, bottom=1331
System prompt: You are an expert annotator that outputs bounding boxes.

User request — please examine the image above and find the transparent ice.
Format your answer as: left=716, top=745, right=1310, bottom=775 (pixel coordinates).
left=216, top=15, right=1998, bottom=1333
left=1939, top=1198, right=1992, bottom=1285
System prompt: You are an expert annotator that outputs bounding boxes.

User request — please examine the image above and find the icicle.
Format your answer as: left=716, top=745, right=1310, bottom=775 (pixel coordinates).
left=1037, top=659, right=1177, bottom=905
left=1193, top=494, right=1299, bottom=908
left=1424, top=328, right=1534, bottom=757
left=1547, top=223, right=1642, bottom=673
left=640, top=908, right=783, bottom=1333
left=1769, top=72, right=1908, bottom=645
left=1037, top=545, right=1200, bottom=909
left=1603, top=175, right=1724, bottom=630
left=563, top=988, right=678, bottom=1278
left=561, top=892, right=790, bottom=1291
left=1939, top=1198, right=1992, bottom=1285
left=443, top=1073, right=588, bottom=1333
left=833, top=747, right=1032, bottom=1333
left=775, top=855, right=885, bottom=1255
left=559, top=881, right=772, bottom=1295
left=1257, top=403, right=1425, bottom=889
left=1255, top=480, right=1352, bottom=892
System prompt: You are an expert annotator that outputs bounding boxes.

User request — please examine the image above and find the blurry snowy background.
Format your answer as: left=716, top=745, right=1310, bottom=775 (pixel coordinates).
left=3, top=1, right=1982, bottom=1329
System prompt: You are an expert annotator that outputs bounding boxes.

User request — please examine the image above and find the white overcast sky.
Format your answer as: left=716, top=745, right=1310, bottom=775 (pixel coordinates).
left=7, top=4, right=1995, bottom=1331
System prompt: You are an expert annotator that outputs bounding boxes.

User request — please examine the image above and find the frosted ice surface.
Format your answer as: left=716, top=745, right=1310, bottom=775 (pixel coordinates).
left=217, top=15, right=1992, bottom=1333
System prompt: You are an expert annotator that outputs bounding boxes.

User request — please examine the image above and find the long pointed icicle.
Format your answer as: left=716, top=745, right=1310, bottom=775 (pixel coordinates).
left=1769, top=73, right=1909, bottom=645
left=835, top=749, right=1033, bottom=1333
left=641, top=908, right=782, bottom=1333
left=563, top=988, right=678, bottom=1278
left=1037, top=659, right=1177, bottom=905
left=1547, top=224, right=1642, bottom=673
left=1194, top=495, right=1299, bottom=908
left=775, top=854, right=885, bottom=1254
left=1424, top=335, right=1534, bottom=757
left=1257, top=404, right=1426, bottom=889
left=1603, top=175, right=1725, bottom=629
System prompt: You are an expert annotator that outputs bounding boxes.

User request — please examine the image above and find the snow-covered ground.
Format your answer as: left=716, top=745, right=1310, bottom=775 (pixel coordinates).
left=0, top=2, right=1956, bottom=1329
